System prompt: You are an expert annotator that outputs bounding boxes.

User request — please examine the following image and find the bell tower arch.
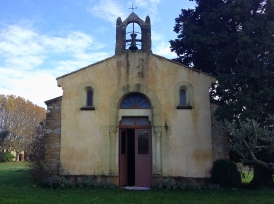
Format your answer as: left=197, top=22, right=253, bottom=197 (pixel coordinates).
left=115, top=12, right=151, bottom=54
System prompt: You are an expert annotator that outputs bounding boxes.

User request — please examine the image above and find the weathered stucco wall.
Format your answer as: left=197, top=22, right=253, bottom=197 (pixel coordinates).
left=56, top=51, right=216, bottom=182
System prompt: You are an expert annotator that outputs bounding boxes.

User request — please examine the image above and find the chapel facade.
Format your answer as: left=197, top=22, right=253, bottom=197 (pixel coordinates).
left=44, top=12, right=228, bottom=187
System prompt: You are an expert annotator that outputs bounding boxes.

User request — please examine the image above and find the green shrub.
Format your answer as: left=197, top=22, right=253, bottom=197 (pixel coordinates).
left=177, top=182, right=202, bottom=190
left=75, top=176, right=96, bottom=188
left=0, top=151, right=15, bottom=162
left=43, top=175, right=116, bottom=189
left=43, top=175, right=72, bottom=189
left=98, top=179, right=116, bottom=189
left=157, top=177, right=220, bottom=191
left=210, top=159, right=241, bottom=188
left=75, top=177, right=116, bottom=189
left=158, top=177, right=177, bottom=190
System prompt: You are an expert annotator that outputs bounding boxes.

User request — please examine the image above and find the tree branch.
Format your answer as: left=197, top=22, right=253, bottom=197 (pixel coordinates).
left=255, top=146, right=272, bottom=149
left=243, top=140, right=273, bottom=170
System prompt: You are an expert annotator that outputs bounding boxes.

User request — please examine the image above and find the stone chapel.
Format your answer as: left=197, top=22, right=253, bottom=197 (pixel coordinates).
left=44, top=12, right=228, bottom=187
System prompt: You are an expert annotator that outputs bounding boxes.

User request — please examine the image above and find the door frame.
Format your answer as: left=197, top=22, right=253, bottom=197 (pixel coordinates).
left=118, top=117, right=152, bottom=187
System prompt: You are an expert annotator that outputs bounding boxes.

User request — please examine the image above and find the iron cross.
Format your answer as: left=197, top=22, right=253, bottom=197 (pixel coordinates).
left=129, top=4, right=137, bottom=12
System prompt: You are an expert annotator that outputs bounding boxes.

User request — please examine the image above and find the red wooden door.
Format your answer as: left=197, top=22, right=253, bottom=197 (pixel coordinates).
left=119, top=129, right=128, bottom=186
left=135, top=129, right=152, bottom=187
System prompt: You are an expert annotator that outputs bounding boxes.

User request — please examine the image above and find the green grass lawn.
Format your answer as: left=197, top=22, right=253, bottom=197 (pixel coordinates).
left=0, top=162, right=273, bottom=204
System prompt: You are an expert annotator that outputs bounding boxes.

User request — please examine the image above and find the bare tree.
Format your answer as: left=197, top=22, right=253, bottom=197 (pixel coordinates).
left=0, top=94, right=46, bottom=161
left=0, top=130, right=9, bottom=146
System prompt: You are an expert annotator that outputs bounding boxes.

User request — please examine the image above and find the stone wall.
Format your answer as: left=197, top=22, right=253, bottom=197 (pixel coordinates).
left=210, top=101, right=229, bottom=161
left=44, top=96, right=62, bottom=175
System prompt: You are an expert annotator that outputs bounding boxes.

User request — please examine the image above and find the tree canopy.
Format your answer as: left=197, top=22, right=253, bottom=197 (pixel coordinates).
left=170, top=0, right=274, bottom=122
left=0, top=94, right=46, bottom=161
left=170, top=0, right=274, bottom=188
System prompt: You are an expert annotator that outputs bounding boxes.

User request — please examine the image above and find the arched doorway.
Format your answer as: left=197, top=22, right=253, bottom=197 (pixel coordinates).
left=118, top=93, right=152, bottom=187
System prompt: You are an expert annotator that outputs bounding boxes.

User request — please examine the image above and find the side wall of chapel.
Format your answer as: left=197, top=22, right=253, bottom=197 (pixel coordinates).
left=44, top=97, right=62, bottom=175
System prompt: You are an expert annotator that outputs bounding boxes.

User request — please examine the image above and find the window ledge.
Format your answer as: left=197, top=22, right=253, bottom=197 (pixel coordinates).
left=80, top=106, right=95, bottom=110
left=176, top=106, right=193, bottom=109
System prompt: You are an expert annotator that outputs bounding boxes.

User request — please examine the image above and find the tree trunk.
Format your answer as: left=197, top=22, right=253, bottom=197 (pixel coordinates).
left=16, top=152, right=20, bottom=162
left=249, top=164, right=273, bottom=188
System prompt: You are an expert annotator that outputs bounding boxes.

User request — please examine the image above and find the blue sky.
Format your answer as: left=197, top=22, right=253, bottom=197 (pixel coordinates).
left=0, top=0, right=196, bottom=108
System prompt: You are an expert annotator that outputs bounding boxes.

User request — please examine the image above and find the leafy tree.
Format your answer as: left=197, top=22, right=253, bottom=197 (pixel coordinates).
left=170, top=0, right=274, bottom=122
left=0, top=94, right=46, bottom=161
left=170, top=0, right=274, bottom=187
left=224, top=117, right=274, bottom=187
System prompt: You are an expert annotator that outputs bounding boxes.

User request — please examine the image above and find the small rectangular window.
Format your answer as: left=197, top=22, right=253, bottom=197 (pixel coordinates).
left=180, top=90, right=186, bottom=106
left=87, top=90, right=93, bottom=106
left=136, top=118, right=150, bottom=125
left=121, top=118, right=135, bottom=125
left=138, top=130, right=149, bottom=154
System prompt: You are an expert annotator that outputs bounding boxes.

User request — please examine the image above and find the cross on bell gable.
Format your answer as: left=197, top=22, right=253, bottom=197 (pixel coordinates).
left=129, top=4, right=137, bottom=12
left=115, top=9, right=152, bottom=54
